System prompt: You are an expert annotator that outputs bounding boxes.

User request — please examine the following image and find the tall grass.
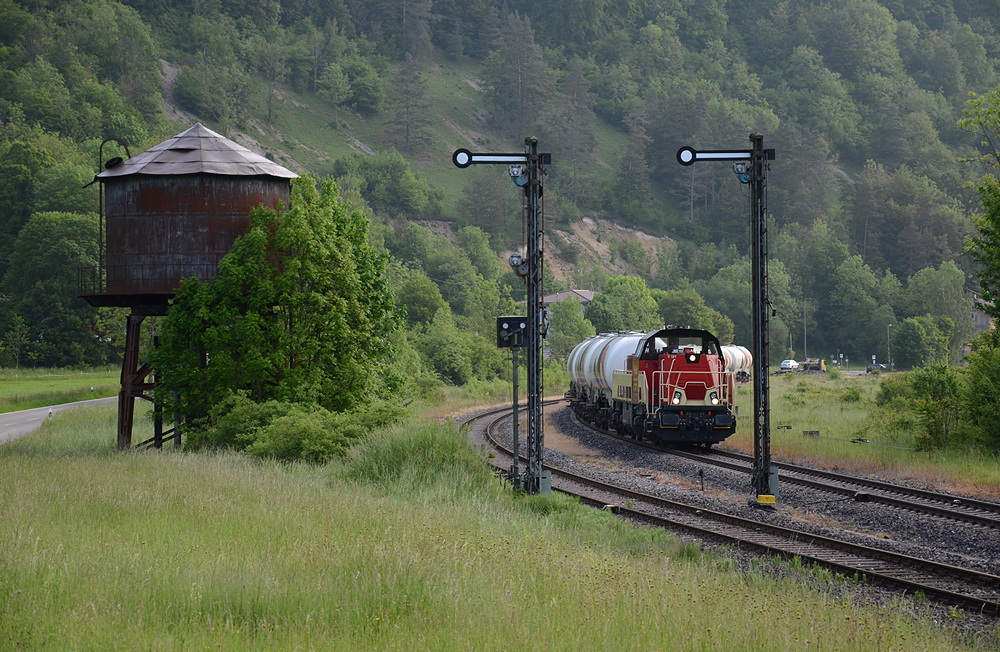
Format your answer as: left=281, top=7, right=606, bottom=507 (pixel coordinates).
left=0, top=367, right=118, bottom=413
left=1, top=403, right=992, bottom=649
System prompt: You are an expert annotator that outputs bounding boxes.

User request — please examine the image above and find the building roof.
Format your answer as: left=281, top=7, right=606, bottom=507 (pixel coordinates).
left=542, top=289, right=595, bottom=307
left=96, top=123, right=298, bottom=179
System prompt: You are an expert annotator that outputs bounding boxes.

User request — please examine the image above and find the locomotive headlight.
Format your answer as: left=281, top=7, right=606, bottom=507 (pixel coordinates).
left=687, top=353, right=697, bottom=363
left=710, top=392, right=719, bottom=405
left=672, top=391, right=682, bottom=405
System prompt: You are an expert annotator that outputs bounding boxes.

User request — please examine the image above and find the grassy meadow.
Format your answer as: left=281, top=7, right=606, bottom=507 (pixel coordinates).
left=0, top=367, right=119, bottom=414
left=2, top=398, right=996, bottom=649
left=726, top=370, right=1000, bottom=498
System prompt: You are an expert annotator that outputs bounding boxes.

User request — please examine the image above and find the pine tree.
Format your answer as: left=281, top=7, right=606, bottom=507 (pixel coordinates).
left=479, top=12, right=550, bottom=139
left=546, top=58, right=597, bottom=205
left=385, top=55, right=433, bottom=152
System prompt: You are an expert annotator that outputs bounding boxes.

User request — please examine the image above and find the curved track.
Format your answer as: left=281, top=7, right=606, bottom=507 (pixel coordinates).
left=571, top=411, right=1000, bottom=531
left=468, top=402, right=1000, bottom=616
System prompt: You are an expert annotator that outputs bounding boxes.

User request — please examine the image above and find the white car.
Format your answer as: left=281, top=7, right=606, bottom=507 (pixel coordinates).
left=780, top=359, right=799, bottom=370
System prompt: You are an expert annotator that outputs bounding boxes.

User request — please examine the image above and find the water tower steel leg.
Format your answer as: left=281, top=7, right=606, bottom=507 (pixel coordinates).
left=117, top=313, right=146, bottom=450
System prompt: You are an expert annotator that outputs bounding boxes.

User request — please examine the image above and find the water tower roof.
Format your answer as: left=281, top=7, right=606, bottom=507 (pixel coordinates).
left=97, top=123, right=298, bottom=179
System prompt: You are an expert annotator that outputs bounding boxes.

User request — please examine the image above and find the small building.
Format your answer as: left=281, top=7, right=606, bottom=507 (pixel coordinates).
left=542, top=289, right=595, bottom=309
left=960, top=293, right=995, bottom=361
left=972, top=294, right=994, bottom=336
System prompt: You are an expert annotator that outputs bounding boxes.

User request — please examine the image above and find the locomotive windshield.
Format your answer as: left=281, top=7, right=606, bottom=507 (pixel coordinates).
left=638, top=331, right=720, bottom=358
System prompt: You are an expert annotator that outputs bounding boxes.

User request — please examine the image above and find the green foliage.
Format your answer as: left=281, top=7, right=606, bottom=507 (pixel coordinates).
left=336, top=416, right=493, bottom=492
left=331, top=149, right=441, bottom=217
left=892, top=317, right=950, bottom=369
left=655, top=289, right=715, bottom=330
left=827, top=255, right=899, bottom=360
left=909, top=363, right=963, bottom=451
left=152, top=175, right=400, bottom=420
left=875, top=373, right=914, bottom=407
left=479, top=12, right=550, bottom=138
left=974, top=188, right=1000, bottom=282
left=845, top=162, right=970, bottom=279
left=416, top=308, right=473, bottom=385
left=456, top=167, right=522, bottom=251
left=385, top=55, right=433, bottom=152
left=32, top=162, right=98, bottom=214
left=396, top=270, right=448, bottom=328
left=962, top=338, right=1000, bottom=450
left=173, top=62, right=252, bottom=131
left=319, top=62, right=352, bottom=122
left=457, top=226, right=503, bottom=280
left=0, top=315, right=29, bottom=369
left=586, top=275, right=660, bottom=334
left=188, top=391, right=407, bottom=463
left=766, top=46, right=862, bottom=152
left=342, top=56, right=386, bottom=114
left=839, top=386, right=863, bottom=403
left=546, top=295, right=595, bottom=362
left=0, top=211, right=116, bottom=367
left=4, top=0, right=1000, bottom=396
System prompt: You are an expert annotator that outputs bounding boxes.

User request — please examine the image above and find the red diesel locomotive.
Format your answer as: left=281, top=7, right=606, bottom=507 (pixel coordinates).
left=566, top=327, right=750, bottom=447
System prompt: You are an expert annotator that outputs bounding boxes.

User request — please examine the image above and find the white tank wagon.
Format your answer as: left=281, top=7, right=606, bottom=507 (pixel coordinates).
left=722, top=345, right=752, bottom=383
left=566, top=327, right=745, bottom=447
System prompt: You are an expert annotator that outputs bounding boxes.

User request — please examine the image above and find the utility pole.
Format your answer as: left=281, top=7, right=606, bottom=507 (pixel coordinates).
left=456, top=141, right=552, bottom=494
left=677, top=134, right=776, bottom=507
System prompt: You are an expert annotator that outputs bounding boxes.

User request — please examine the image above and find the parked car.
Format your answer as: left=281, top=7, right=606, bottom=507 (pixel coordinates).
left=780, top=359, right=799, bottom=370
left=866, top=363, right=887, bottom=374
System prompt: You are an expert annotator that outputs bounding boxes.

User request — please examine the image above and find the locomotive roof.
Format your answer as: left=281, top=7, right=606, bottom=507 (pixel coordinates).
left=96, top=123, right=298, bottom=179
left=644, top=327, right=721, bottom=342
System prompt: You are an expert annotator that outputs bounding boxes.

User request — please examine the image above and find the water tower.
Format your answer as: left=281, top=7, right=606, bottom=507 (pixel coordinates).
left=79, top=124, right=297, bottom=449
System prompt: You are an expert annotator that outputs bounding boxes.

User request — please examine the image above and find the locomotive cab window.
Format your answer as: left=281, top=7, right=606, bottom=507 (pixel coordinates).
left=639, top=339, right=661, bottom=359
left=675, top=336, right=706, bottom=353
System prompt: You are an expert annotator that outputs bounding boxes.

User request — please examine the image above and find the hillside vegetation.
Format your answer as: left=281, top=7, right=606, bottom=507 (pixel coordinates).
left=5, top=0, right=1000, bottom=452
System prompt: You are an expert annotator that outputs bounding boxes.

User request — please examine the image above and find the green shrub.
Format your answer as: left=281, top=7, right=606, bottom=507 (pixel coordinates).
left=874, top=373, right=913, bottom=407
left=337, top=418, right=489, bottom=491
left=187, top=392, right=408, bottom=463
left=839, top=386, right=862, bottom=402
left=187, top=392, right=292, bottom=451
left=246, top=404, right=347, bottom=462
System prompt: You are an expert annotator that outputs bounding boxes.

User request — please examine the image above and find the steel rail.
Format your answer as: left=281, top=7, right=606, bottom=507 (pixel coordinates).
left=570, top=411, right=1000, bottom=530
left=713, top=447, right=1000, bottom=514
left=476, top=405, right=1000, bottom=615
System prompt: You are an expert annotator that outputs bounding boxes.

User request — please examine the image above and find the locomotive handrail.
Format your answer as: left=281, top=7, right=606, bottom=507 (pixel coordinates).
left=651, top=366, right=732, bottom=409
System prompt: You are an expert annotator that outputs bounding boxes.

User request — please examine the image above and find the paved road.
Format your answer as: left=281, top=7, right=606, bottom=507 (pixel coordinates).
left=0, top=397, right=118, bottom=445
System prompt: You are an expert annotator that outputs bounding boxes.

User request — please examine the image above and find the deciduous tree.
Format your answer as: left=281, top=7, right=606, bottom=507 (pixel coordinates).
left=586, top=275, right=660, bottom=333
left=547, top=295, right=596, bottom=362
left=151, top=175, right=400, bottom=419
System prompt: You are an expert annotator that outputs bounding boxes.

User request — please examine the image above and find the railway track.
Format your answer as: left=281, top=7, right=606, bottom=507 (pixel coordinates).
left=570, top=411, right=1000, bottom=531
left=470, top=403, right=1000, bottom=616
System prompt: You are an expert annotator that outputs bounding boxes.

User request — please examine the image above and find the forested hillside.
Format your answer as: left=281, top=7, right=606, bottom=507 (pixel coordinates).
left=2, top=0, right=1000, bottom=378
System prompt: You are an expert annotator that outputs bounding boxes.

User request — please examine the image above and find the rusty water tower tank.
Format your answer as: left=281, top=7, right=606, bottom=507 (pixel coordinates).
left=82, top=123, right=297, bottom=313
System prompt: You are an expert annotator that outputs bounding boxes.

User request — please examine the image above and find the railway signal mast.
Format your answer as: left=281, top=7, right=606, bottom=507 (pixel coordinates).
left=454, top=138, right=552, bottom=494
left=677, top=134, right=777, bottom=508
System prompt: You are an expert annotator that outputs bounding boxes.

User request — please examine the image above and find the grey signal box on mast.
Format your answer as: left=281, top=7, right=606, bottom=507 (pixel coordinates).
left=497, top=316, right=528, bottom=348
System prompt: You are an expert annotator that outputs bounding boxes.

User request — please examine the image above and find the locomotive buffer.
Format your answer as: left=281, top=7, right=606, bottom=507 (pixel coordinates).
left=678, top=136, right=778, bottom=508
left=454, top=141, right=551, bottom=495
